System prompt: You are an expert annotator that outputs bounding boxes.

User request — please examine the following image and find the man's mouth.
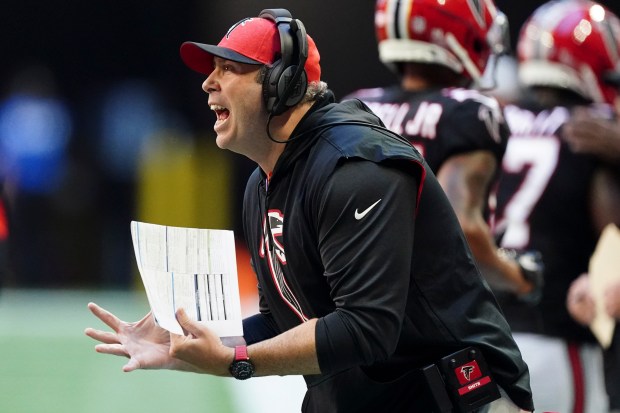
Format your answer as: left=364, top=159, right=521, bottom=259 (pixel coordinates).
left=210, top=104, right=230, bottom=122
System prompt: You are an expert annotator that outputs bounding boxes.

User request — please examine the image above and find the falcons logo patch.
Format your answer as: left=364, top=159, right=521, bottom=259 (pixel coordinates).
left=461, top=365, right=475, bottom=381
left=455, top=360, right=482, bottom=385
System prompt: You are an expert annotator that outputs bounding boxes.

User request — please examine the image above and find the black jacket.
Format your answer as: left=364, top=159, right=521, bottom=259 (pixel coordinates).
left=242, top=92, right=533, bottom=412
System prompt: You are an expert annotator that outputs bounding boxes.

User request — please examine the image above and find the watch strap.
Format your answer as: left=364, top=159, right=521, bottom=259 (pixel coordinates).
left=234, top=345, right=249, bottom=361
left=230, top=345, right=254, bottom=380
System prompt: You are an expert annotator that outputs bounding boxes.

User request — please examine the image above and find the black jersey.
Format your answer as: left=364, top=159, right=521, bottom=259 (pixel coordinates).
left=492, top=102, right=603, bottom=343
left=343, top=85, right=509, bottom=173
left=242, top=93, right=533, bottom=411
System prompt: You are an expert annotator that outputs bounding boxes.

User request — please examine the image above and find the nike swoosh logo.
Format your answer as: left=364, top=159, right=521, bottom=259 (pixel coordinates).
left=354, top=199, right=382, bottom=220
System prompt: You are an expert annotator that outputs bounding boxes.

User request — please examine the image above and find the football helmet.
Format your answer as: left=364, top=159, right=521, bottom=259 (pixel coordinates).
left=375, top=0, right=509, bottom=83
left=517, top=0, right=620, bottom=105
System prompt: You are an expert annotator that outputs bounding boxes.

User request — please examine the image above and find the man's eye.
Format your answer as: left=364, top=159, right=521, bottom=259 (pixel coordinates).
left=222, top=65, right=232, bottom=72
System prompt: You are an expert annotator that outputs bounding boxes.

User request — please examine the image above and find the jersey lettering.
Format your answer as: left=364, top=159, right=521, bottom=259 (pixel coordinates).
left=364, top=102, right=408, bottom=135
left=496, top=136, right=560, bottom=248
left=494, top=106, right=566, bottom=248
left=504, top=105, right=567, bottom=136
left=405, top=101, right=442, bottom=138
left=364, top=101, right=442, bottom=140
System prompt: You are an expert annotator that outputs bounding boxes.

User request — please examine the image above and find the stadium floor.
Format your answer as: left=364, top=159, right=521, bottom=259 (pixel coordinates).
left=0, top=288, right=306, bottom=413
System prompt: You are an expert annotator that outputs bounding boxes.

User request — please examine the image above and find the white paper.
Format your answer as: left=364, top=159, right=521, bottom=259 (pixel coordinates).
left=588, top=223, right=620, bottom=349
left=130, top=221, right=243, bottom=337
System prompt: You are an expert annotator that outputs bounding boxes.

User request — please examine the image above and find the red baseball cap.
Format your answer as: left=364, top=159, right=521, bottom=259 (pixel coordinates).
left=180, top=16, right=321, bottom=83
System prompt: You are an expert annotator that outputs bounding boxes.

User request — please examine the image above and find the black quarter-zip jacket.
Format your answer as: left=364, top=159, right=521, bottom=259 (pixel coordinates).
left=241, top=92, right=533, bottom=412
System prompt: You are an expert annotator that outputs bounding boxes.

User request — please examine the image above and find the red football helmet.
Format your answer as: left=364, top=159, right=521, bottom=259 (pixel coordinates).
left=517, top=0, right=620, bottom=105
left=375, top=0, right=508, bottom=83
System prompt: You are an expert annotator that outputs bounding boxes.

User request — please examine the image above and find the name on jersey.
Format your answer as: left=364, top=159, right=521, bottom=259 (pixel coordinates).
left=504, top=105, right=569, bottom=137
left=365, top=101, right=442, bottom=140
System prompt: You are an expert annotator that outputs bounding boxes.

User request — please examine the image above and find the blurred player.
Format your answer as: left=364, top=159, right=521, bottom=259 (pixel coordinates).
left=491, top=1, right=620, bottom=411
left=344, top=0, right=543, bottom=301
left=563, top=83, right=620, bottom=413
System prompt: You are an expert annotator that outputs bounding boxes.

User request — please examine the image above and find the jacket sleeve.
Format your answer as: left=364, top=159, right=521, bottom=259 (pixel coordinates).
left=242, top=312, right=281, bottom=345
left=314, top=159, right=419, bottom=374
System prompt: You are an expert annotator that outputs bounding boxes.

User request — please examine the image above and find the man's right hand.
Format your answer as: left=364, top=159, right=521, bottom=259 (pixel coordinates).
left=84, top=302, right=200, bottom=373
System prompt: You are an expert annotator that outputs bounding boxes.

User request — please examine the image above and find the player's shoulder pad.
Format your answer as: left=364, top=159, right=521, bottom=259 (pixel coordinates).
left=442, top=87, right=506, bottom=144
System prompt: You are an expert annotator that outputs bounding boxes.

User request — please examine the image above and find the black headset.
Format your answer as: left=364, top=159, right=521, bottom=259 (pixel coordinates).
left=259, top=9, right=309, bottom=116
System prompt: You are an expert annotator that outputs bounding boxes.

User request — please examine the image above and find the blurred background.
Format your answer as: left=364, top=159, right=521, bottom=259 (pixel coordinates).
left=1, top=0, right=619, bottom=412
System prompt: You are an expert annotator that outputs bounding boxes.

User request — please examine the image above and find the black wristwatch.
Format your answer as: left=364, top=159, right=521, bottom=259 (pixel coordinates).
left=229, top=345, right=255, bottom=380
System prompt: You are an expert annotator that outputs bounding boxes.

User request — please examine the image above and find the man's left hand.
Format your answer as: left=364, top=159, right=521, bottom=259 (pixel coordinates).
left=169, top=308, right=235, bottom=377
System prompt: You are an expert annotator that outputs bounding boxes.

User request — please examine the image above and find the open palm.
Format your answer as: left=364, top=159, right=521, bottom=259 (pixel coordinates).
left=85, top=302, right=199, bottom=372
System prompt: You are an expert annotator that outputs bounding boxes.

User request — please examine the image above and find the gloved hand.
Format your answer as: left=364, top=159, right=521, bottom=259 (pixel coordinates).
left=498, top=248, right=544, bottom=305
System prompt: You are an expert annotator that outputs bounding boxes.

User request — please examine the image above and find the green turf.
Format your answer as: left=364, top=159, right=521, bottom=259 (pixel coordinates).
left=0, top=289, right=237, bottom=413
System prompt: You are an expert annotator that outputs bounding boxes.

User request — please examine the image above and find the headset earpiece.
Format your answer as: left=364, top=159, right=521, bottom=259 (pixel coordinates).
left=259, top=9, right=309, bottom=116
left=264, top=66, right=308, bottom=116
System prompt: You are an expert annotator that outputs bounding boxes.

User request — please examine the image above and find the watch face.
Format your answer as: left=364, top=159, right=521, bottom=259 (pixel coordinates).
left=231, top=360, right=254, bottom=380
